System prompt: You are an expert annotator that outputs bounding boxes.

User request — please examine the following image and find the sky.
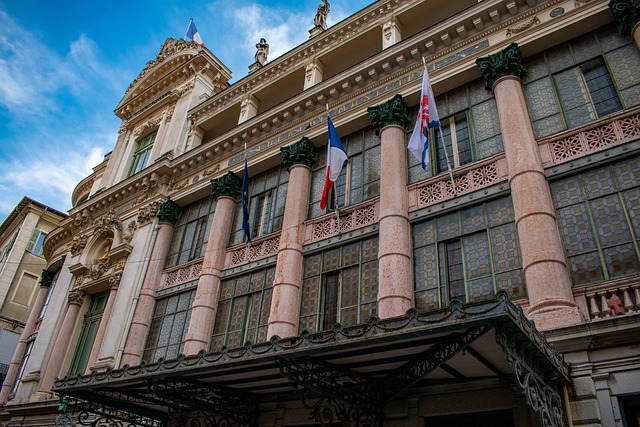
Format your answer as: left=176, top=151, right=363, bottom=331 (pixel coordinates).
left=0, top=0, right=374, bottom=221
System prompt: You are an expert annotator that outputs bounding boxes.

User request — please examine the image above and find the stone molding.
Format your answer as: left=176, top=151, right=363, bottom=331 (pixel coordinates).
left=280, top=137, right=317, bottom=169
left=476, top=42, right=526, bottom=91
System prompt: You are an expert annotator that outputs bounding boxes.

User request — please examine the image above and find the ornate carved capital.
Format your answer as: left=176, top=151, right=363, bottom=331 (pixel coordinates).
left=68, top=289, right=85, bottom=305
left=367, top=93, right=410, bottom=135
left=210, top=172, right=242, bottom=200
left=138, top=200, right=162, bottom=226
left=157, top=199, right=182, bottom=225
left=281, top=137, right=317, bottom=169
left=70, top=234, right=88, bottom=257
left=109, top=272, right=123, bottom=290
left=609, top=0, right=640, bottom=35
left=39, top=270, right=55, bottom=288
left=476, top=42, right=526, bottom=91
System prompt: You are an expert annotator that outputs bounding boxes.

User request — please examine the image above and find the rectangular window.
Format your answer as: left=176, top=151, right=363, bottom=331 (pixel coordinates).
left=165, top=197, right=216, bottom=268
left=580, top=58, right=623, bottom=117
left=434, top=111, right=472, bottom=174
left=551, top=157, right=640, bottom=286
left=26, top=230, right=47, bottom=257
left=230, top=166, right=288, bottom=245
left=413, top=197, right=524, bottom=311
left=309, top=126, right=380, bottom=218
left=143, top=289, right=195, bottom=363
left=299, top=237, right=379, bottom=332
left=211, top=268, right=274, bottom=350
left=127, top=132, right=156, bottom=177
left=10, top=339, right=34, bottom=395
left=68, top=291, right=108, bottom=375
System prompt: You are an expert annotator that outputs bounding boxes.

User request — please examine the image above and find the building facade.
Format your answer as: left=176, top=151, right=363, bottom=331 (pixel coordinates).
left=0, top=198, right=66, bottom=389
left=1, top=0, right=640, bottom=426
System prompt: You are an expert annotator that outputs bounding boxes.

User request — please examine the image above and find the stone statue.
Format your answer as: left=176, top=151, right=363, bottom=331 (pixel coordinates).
left=314, top=0, right=330, bottom=29
left=255, top=38, right=269, bottom=65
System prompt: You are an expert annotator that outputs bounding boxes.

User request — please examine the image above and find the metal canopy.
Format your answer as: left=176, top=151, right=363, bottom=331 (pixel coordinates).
left=53, top=292, right=570, bottom=427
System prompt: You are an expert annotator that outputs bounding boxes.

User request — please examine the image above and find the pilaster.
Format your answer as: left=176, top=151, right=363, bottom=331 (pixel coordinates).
left=367, top=95, right=413, bottom=318
left=268, top=138, right=316, bottom=338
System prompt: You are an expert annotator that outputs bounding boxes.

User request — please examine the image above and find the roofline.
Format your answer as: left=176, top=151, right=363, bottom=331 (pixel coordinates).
left=0, top=197, right=68, bottom=237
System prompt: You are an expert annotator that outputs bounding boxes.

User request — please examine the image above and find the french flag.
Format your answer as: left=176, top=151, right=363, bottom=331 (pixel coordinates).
left=320, top=116, right=348, bottom=210
left=408, top=65, right=439, bottom=170
left=185, top=19, right=204, bottom=46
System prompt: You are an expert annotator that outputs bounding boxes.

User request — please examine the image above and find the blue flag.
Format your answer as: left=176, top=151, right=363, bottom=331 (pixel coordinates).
left=242, top=158, right=251, bottom=242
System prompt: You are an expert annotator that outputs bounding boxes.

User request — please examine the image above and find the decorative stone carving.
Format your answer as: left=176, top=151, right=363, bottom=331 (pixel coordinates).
left=367, top=94, right=410, bottom=135
left=95, top=210, right=121, bottom=236
left=123, top=221, right=138, bottom=244
left=109, top=272, right=123, bottom=290
left=68, top=289, right=85, bottom=305
left=72, top=209, right=91, bottom=229
left=609, top=0, right=640, bottom=35
left=157, top=199, right=182, bottom=225
left=280, top=137, right=317, bottom=169
left=137, top=200, right=162, bottom=226
left=70, top=235, right=88, bottom=257
left=90, top=259, right=111, bottom=280
left=134, top=116, right=162, bottom=137
left=210, top=172, right=242, bottom=200
left=476, top=42, right=526, bottom=90
left=506, top=16, right=540, bottom=37
left=39, top=270, right=55, bottom=288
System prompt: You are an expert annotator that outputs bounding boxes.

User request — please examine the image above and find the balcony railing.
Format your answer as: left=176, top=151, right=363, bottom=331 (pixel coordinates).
left=573, top=275, right=640, bottom=321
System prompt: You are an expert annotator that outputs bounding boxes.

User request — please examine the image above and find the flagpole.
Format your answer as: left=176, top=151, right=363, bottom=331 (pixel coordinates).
left=326, top=104, right=343, bottom=230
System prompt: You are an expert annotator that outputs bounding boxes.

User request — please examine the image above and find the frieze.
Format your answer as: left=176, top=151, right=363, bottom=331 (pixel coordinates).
left=506, top=16, right=541, bottom=37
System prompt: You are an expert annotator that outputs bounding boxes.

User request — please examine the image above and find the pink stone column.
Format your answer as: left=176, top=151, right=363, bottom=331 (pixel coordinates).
left=0, top=273, right=51, bottom=402
left=121, top=214, right=178, bottom=366
left=633, top=23, right=640, bottom=49
left=368, top=95, right=414, bottom=318
left=183, top=177, right=239, bottom=355
left=268, top=140, right=314, bottom=338
left=39, top=289, right=84, bottom=393
left=492, top=76, right=582, bottom=329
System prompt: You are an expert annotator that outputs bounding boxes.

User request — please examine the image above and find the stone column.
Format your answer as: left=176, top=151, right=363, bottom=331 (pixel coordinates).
left=183, top=172, right=241, bottom=355
left=267, top=137, right=316, bottom=338
left=39, top=289, right=85, bottom=393
left=476, top=43, right=582, bottom=330
left=609, top=0, right=640, bottom=48
left=367, top=94, right=413, bottom=318
left=0, top=270, right=54, bottom=402
left=121, top=200, right=181, bottom=366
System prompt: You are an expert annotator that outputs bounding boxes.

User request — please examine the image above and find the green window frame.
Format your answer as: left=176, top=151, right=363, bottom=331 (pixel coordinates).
left=143, top=289, right=195, bottom=363
left=68, top=291, right=109, bottom=375
left=299, top=237, right=379, bottom=332
left=211, top=268, right=274, bottom=350
left=412, top=197, right=525, bottom=311
left=551, top=157, right=640, bottom=286
left=127, top=132, right=156, bottom=177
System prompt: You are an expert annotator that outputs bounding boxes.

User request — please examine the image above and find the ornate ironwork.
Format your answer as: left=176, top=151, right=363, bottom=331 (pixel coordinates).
left=609, top=0, right=640, bottom=35
left=367, top=93, right=410, bottom=135
left=157, top=199, right=182, bottom=225
left=210, top=171, right=242, bottom=200
left=281, top=136, right=317, bottom=169
left=496, top=324, right=567, bottom=427
left=476, top=42, right=526, bottom=90
left=66, top=396, right=163, bottom=427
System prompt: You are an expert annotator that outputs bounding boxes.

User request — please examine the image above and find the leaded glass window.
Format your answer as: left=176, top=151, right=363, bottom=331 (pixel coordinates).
left=309, top=126, right=380, bottom=218
left=143, top=289, right=195, bottom=362
left=211, top=268, right=274, bottom=350
left=230, top=166, right=288, bottom=245
left=299, top=237, right=378, bottom=331
left=128, top=132, right=156, bottom=177
left=68, top=291, right=109, bottom=375
left=165, top=197, right=216, bottom=268
left=551, top=157, right=640, bottom=286
left=408, top=78, right=503, bottom=184
left=413, top=197, right=525, bottom=311
left=524, top=24, right=640, bottom=138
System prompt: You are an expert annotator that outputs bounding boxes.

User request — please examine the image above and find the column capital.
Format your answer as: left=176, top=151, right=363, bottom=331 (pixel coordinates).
left=609, top=0, right=640, bottom=35
left=476, top=42, right=526, bottom=91
left=367, top=94, right=410, bottom=135
left=210, top=171, right=242, bottom=200
left=39, top=270, right=54, bottom=288
left=281, top=137, right=317, bottom=169
left=68, top=289, right=85, bottom=305
left=157, top=199, right=182, bottom=225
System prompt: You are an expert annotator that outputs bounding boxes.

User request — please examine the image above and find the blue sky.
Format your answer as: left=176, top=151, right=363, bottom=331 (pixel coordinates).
left=0, top=0, right=373, bottom=220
